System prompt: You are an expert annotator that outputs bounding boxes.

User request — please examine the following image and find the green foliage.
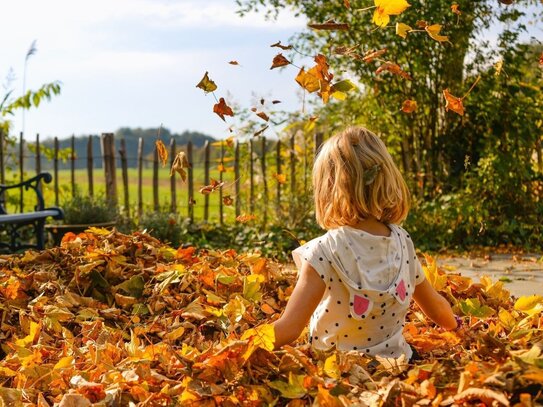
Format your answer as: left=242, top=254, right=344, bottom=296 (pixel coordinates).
left=61, top=192, right=118, bottom=225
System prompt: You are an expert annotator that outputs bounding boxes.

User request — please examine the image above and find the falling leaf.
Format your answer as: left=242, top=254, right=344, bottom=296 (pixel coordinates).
left=416, top=20, right=428, bottom=28
left=255, top=111, right=270, bottom=122
left=213, top=98, right=234, bottom=121
left=334, top=45, right=362, bottom=59
left=170, top=151, right=190, bottom=181
left=451, top=3, right=461, bottom=15
left=217, top=163, right=226, bottom=172
left=494, top=59, right=504, bottom=76
left=396, top=22, right=412, bottom=39
left=344, top=0, right=350, bottom=8
left=362, top=48, right=387, bottom=63
left=539, top=52, right=543, bottom=66
left=295, top=68, right=321, bottom=93
left=443, top=89, right=464, bottom=116
left=425, top=24, right=450, bottom=43
left=228, top=61, right=240, bottom=65
left=199, top=179, right=225, bottom=195
left=330, top=79, right=358, bottom=100
left=270, top=41, right=293, bottom=50
left=236, top=213, right=257, bottom=223
left=155, top=140, right=168, bottom=167
left=308, top=20, right=349, bottom=30
left=373, top=0, right=411, bottom=28
left=401, top=99, right=418, bottom=113
left=223, top=195, right=233, bottom=206
left=272, top=100, right=282, bottom=104
left=254, top=125, right=269, bottom=137
left=196, top=71, right=218, bottom=93
left=260, top=98, right=265, bottom=105
left=270, top=53, right=290, bottom=69
left=274, top=173, right=287, bottom=184
left=375, top=61, right=412, bottom=80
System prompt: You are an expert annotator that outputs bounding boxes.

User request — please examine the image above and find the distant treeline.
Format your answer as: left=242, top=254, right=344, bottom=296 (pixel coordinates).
left=23, top=127, right=216, bottom=170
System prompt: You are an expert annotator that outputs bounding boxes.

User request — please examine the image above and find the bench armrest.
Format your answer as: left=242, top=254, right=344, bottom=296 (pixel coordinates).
left=0, top=172, right=53, bottom=213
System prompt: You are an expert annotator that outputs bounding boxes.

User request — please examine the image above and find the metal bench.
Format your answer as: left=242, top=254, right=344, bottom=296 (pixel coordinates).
left=0, top=172, right=64, bottom=252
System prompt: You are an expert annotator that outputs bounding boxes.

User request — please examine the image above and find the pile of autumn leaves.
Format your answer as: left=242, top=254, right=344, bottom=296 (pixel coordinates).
left=0, top=228, right=541, bottom=406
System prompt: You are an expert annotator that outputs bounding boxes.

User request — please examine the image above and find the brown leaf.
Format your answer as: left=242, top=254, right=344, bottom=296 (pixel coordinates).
left=170, top=151, right=190, bottom=181
left=375, top=61, right=412, bottom=80
left=199, top=178, right=225, bottom=195
left=256, top=111, right=270, bottom=122
left=401, top=99, right=418, bottom=113
left=454, top=388, right=509, bottom=406
left=344, top=0, right=351, bottom=8
left=155, top=140, right=168, bottom=167
left=308, top=19, right=349, bottom=30
left=270, top=53, right=290, bottom=69
left=228, top=60, right=240, bottom=65
left=236, top=213, right=257, bottom=223
left=270, top=41, right=293, bottom=50
left=334, top=45, right=362, bottom=60
left=254, top=125, right=269, bottom=137
left=362, top=48, right=387, bottom=63
left=213, top=98, right=234, bottom=121
left=272, top=100, right=282, bottom=104
left=443, top=89, right=464, bottom=116
left=223, top=195, right=233, bottom=206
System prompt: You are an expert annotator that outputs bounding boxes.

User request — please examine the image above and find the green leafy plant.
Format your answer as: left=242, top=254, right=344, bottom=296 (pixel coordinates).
left=61, top=192, right=118, bottom=225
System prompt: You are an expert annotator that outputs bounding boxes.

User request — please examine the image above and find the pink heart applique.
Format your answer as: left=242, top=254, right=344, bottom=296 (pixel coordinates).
left=396, top=280, right=407, bottom=301
left=353, top=295, right=370, bottom=316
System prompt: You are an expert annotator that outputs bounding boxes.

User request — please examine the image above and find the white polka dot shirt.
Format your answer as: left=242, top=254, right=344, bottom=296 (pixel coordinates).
left=292, top=224, right=425, bottom=358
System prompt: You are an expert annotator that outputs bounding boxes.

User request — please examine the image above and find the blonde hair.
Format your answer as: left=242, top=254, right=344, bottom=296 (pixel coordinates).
left=313, top=126, right=409, bottom=229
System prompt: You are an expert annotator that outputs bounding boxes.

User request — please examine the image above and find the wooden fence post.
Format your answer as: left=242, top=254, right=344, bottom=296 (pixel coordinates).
left=203, top=141, right=210, bottom=221
left=276, top=139, right=281, bottom=218
left=261, top=137, right=268, bottom=227
left=70, top=135, right=76, bottom=196
left=119, top=138, right=130, bottom=217
left=35, top=134, right=41, bottom=175
left=153, top=144, right=159, bottom=212
left=234, top=141, right=241, bottom=218
left=0, top=129, right=4, bottom=184
left=54, top=137, right=59, bottom=207
left=219, top=142, right=224, bottom=225
left=187, top=141, right=194, bottom=222
left=100, top=133, right=117, bottom=206
left=137, top=137, right=144, bottom=219
left=249, top=139, right=254, bottom=214
left=289, top=133, right=296, bottom=223
left=19, top=132, right=24, bottom=212
left=170, top=138, right=177, bottom=214
left=87, top=136, right=94, bottom=197
left=314, top=132, right=323, bottom=157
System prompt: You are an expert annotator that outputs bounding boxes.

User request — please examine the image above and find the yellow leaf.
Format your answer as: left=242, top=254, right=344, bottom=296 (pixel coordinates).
left=498, top=308, right=516, bottom=330
left=422, top=254, right=447, bottom=291
left=241, top=323, right=275, bottom=352
left=373, top=0, right=411, bottom=28
left=196, top=71, right=218, bottom=93
left=316, top=385, right=343, bottom=407
left=54, top=355, right=74, bottom=370
left=164, top=326, right=185, bottom=342
left=396, top=22, right=412, bottom=38
left=295, top=67, right=320, bottom=93
left=514, top=295, right=543, bottom=315
left=425, top=24, right=450, bottom=43
left=156, top=140, right=168, bottom=167
left=15, top=321, right=40, bottom=347
left=324, top=354, right=341, bottom=380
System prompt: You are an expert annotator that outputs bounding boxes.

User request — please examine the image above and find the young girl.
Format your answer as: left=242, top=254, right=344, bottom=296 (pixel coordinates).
left=273, top=126, right=457, bottom=359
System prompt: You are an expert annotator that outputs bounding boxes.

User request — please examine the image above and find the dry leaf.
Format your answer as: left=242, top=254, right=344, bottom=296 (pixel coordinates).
left=274, top=173, right=287, bottom=184
left=401, top=99, right=418, bottom=113
left=236, top=213, right=257, bottom=223
left=270, top=41, right=293, bottom=50
left=443, top=89, right=464, bottom=116
left=270, top=53, right=290, bottom=69
left=254, top=125, right=269, bottom=137
left=396, top=22, right=412, bottom=39
left=170, top=151, right=190, bottom=181
left=256, top=111, right=270, bottom=122
left=373, top=0, right=411, bottom=28
left=199, top=178, right=225, bottom=195
left=223, top=195, right=233, bottom=206
left=308, top=20, right=349, bottom=30
left=425, top=24, right=450, bottom=43
left=196, top=71, right=218, bottom=93
left=155, top=140, right=168, bottom=167
left=375, top=61, right=412, bottom=80
left=451, top=3, right=461, bottom=15
left=362, top=48, right=387, bottom=63
left=228, top=61, right=240, bottom=65
left=213, top=98, right=234, bottom=121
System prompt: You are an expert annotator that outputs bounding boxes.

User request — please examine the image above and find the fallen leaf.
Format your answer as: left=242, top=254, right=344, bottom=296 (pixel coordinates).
left=213, top=98, right=234, bottom=121
left=270, top=53, right=290, bottom=69
left=344, top=0, right=350, bottom=8
left=274, top=173, right=287, bottom=184
left=196, top=71, right=218, bottom=93
left=401, top=99, right=418, bottom=113
left=223, top=195, right=233, bottom=206
left=254, top=125, right=269, bottom=137
left=255, top=111, right=270, bottom=122
left=228, top=61, right=240, bottom=65
left=236, top=214, right=257, bottom=223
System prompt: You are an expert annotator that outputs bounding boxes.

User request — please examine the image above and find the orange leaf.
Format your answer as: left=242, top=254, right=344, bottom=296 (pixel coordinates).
left=451, top=3, right=461, bottom=15
left=401, top=99, right=418, bottom=113
left=295, top=68, right=320, bottom=93
left=425, top=24, right=450, bottom=43
left=443, top=89, right=464, bottom=116
left=375, top=61, right=412, bottom=80
left=308, top=19, right=349, bottom=30
left=255, top=111, right=270, bottom=122
left=223, top=195, right=233, bottom=206
left=261, top=303, right=275, bottom=315
left=155, top=140, right=168, bottom=167
left=344, top=0, right=350, bottom=8
left=236, top=214, right=257, bottom=223
left=362, top=48, right=387, bottom=63
left=274, top=173, right=287, bottom=184
left=270, top=53, right=290, bottom=69
left=199, top=178, right=225, bottom=195
left=213, top=98, right=234, bottom=121
left=270, top=41, right=293, bottom=50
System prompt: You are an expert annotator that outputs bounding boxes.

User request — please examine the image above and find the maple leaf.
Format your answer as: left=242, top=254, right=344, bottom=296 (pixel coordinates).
left=362, top=48, right=387, bottom=63
left=396, top=22, right=412, bottom=39
left=373, top=0, right=411, bottom=28
left=155, top=140, right=168, bottom=167
left=308, top=19, right=349, bottom=30
left=270, top=41, right=293, bottom=50
left=270, top=53, right=290, bottom=69
left=375, top=61, right=412, bottom=80
left=401, top=99, right=418, bottom=113
left=213, top=97, right=234, bottom=121
left=425, top=24, right=450, bottom=43
left=170, top=151, right=190, bottom=181
left=196, top=71, right=217, bottom=93
left=443, top=89, right=464, bottom=116
left=199, top=178, right=225, bottom=195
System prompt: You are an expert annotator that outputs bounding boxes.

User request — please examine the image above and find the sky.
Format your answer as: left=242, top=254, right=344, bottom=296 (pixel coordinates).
left=1, top=0, right=307, bottom=140
left=1, top=1, right=541, bottom=141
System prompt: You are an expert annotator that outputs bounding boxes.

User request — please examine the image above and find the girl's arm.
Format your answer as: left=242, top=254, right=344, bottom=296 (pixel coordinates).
left=273, top=260, right=326, bottom=348
left=412, top=279, right=457, bottom=330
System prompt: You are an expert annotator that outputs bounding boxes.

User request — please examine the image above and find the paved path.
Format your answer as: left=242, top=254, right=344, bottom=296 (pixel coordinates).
left=437, top=253, right=543, bottom=297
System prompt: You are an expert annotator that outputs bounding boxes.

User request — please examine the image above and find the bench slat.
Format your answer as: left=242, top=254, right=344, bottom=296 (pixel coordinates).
left=0, top=210, right=63, bottom=224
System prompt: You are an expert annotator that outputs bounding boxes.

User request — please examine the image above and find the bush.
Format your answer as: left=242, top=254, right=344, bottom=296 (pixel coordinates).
left=61, top=193, right=118, bottom=225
